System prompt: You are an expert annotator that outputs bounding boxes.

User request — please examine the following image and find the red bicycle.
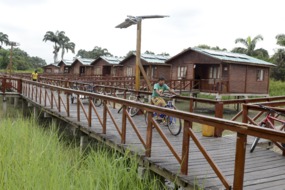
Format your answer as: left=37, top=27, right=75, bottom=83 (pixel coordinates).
left=250, top=105, right=285, bottom=153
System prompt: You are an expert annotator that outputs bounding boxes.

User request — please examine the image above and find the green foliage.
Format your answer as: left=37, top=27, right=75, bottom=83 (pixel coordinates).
left=270, top=49, right=285, bottom=81
left=269, top=79, right=285, bottom=96
left=195, top=44, right=227, bottom=51
left=0, top=48, right=46, bottom=70
left=276, top=34, right=285, bottom=47
left=232, top=35, right=269, bottom=60
left=0, top=117, right=164, bottom=190
left=0, top=32, right=9, bottom=47
left=77, top=46, right=112, bottom=59
left=43, top=30, right=75, bottom=63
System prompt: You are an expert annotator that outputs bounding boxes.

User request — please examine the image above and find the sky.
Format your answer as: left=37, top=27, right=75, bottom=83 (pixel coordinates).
left=0, top=0, right=284, bottom=64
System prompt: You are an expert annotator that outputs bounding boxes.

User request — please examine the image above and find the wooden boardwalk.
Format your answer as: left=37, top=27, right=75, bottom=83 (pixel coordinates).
left=15, top=89, right=285, bottom=189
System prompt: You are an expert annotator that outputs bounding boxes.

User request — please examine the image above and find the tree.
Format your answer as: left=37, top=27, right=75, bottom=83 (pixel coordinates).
left=144, top=50, right=155, bottom=54
left=125, top=50, right=136, bottom=57
left=157, top=52, right=170, bottom=56
left=76, top=46, right=112, bottom=59
left=233, top=35, right=269, bottom=59
left=0, top=48, right=9, bottom=69
left=0, top=32, right=9, bottom=48
left=59, top=36, right=75, bottom=60
left=270, top=49, right=285, bottom=81
left=195, top=44, right=227, bottom=51
left=43, top=31, right=65, bottom=63
left=276, top=34, right=285, bottom=47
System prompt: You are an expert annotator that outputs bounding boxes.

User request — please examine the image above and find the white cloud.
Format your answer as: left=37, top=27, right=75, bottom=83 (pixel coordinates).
left=0, top=0, right=284, bottom=63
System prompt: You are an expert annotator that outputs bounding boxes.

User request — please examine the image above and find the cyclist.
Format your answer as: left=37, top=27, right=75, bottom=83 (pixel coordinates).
left=152, top=77, right=178, bottom=107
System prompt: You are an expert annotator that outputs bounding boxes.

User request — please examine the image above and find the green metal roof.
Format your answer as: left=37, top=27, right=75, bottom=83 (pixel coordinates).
left=120, top=52, right=170, bottom=64
left=57, top=59, right=73, bottom=66
left=141, top=53, right=170, bottom=64
left=100, top=56, right=123, bottom=65
left=193, top=48, right=275, bottom=67
left=77, top=58, right=95, bottom=65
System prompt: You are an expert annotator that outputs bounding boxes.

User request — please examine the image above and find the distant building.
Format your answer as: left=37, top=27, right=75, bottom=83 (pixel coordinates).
left=70, top=58, right=94, bottom=75
left=90, top=56, right=123, bottom=76
left=166, top=48, right=275, bottom=95
left=57, top=59, right=73, bottom=73
left=119, top=53, right=171, bottom=80
left=42, top=63, right=59, bottom=73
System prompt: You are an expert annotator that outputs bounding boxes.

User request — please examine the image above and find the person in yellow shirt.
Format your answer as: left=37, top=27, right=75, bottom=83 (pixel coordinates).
left=31, top=70, right=38, bottom=81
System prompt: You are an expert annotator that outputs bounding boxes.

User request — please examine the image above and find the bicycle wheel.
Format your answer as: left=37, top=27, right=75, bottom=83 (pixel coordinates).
left=117, top=105, right=123, bottom=113
left=129, top=107, right=140, bottom=117
left=167, top=116, right=182, bottom=136
left=250, top=137, right=260, bottom=153
left=250, top=123, right=265, bottom=153
left=93, top=98, right=102, bottom=107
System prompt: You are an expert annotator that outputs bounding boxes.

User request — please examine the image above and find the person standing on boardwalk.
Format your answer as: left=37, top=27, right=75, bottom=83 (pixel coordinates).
left=31, top=70, right=38, bottom=81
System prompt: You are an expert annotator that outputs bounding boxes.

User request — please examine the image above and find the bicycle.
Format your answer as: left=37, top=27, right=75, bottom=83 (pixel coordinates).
left=250, top=105, right=285, bottom=153
left=70, top=84, right=102, bottom=107
left=117, top=92, right=145, bottom=117
left=144, top=94, right=182, bottom=136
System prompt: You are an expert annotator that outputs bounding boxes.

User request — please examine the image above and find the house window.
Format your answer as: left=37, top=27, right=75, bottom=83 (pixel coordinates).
left=64, top=67, right=69, bottom=73
left=257, top=69, right=264, bottom=81
left=126, top=67, right=133, bottom=76
left=95, top=67, right=101, bottom=75
left=112, top=67, right=117, bottom=76
left=178, top=66, right=187, bottom=79
left=209, top=66, right=219, bottom=79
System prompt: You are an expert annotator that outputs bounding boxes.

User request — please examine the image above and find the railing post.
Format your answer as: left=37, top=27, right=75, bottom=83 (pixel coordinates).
left=35, top=85, right=38, bottom=102
left=242, top=104, right=248, bottom=124
left=2, top=76, right=6, bottom=94
left=214, top=101, right=224, bottom=137
left=88, top=97, right=92, bottom=127
left=17, top=79, right=22, bottom=94
left=103, top=100, right=107, bottom=134
left=44, top=89, right=47, bottom=107
left=233, top=132, right=247, bottom=189
left=77, top=94, right=80, bottom=121
left=51, top=89, right=53, bottom=109
left=121, top=104, right=127, bottom=144
left=58, top=90, right=61, bottom=112
left=181, top=120, right=191, bottom=175
left=145, top=111, right=153, bottom=157
left=113, top=88, right=116, bottom=109
left=66, top=93, right=70, bottom=117
left=39, top=86, right=42, bottom=105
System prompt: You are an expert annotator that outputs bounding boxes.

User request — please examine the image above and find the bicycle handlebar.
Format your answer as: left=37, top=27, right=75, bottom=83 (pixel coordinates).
left=259, top=105, right=285, bottom=117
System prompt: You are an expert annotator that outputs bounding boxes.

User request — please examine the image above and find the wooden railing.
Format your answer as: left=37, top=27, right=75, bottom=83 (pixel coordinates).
left=2, top=76, right=285, bottom=189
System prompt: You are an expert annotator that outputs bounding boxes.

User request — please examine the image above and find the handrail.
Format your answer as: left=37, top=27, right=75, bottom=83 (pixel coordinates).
left=3, top=76, right=285, bottom=189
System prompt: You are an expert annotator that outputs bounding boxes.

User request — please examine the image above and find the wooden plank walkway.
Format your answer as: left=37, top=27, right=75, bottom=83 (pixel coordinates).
left=20, top=89, right=285, bottom=190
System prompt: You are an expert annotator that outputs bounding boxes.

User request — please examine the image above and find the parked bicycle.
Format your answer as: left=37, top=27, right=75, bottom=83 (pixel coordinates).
left=70, top=84, right=102, bottom=107
left=144, top=94, right=182, bottom=136
left=250, top=105, right=285, bottom=153
left=118, top=92, right=145, bottom=117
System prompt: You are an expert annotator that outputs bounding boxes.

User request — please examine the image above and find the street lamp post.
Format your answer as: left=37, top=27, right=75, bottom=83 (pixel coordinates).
left=116, top=15, right=168, bottom=91
left=7, top=41, right=20, bottom=76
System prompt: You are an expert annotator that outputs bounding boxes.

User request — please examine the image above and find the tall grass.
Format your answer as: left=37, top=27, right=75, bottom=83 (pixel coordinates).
left=269, top=79, right=285, bottom=96
left=0, top=117, right=164, bottom=190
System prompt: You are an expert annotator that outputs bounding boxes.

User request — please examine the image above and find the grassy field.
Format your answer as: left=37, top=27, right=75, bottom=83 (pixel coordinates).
left=0, top=117, right=165, bottom=190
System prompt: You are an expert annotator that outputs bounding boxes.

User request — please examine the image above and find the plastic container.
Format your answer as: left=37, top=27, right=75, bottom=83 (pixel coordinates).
left=202, top=124, right=214, bottom=137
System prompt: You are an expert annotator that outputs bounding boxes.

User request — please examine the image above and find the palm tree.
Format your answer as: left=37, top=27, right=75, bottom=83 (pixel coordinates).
left=60, top=36, right=75, bottom=60
left=0, top=32, right=9, bottom=48
left=276, top=34, right=285, bottom=47
left=43, top=31, right=66, bottom=63
left=233, top=35, right=269, bottom=59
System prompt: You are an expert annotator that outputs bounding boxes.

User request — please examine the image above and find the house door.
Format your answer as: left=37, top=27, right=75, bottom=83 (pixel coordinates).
left=103, top=66, right=111, bottom=76
left=80, top=67, right=85, bottom=74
